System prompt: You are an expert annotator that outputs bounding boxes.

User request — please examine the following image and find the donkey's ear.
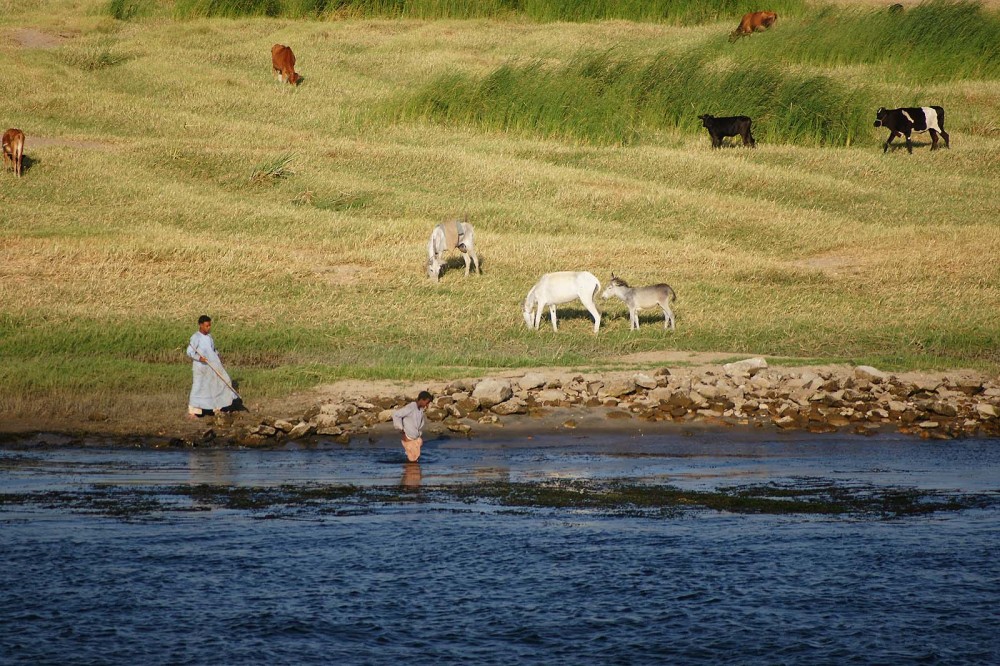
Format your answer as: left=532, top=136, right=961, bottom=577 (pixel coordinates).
left=611, top=271, right=617, bottom=279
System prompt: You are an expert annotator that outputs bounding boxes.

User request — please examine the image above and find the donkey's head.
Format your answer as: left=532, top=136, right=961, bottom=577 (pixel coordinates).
left=601, top=273, right=629, bottom=299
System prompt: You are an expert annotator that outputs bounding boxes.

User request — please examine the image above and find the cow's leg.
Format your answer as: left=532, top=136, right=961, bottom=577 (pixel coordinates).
left=549, top=304, right=559, bottom=332
left=462, top=251, right=471, bottom=277
left=469, top=248, right=481, bottom=275
left=883, top=131, right=898, bottom=153
left=929, top=129, right=939, bottom=150
left=940, top=129, right=950, bottom=149
left=904, top=131, right=913, bottom=154
left=710, top=132, right=721, bottom=149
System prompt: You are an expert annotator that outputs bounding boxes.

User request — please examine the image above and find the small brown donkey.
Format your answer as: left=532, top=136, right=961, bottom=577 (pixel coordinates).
left=2, top=128, right=25, bottom=177
left=271, top=44, right=301, bottom=85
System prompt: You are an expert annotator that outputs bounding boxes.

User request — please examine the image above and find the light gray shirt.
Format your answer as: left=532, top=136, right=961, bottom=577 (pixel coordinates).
left=392, top=401, right=426, bottom=440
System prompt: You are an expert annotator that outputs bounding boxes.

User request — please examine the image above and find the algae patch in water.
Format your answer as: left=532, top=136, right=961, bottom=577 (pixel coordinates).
left=1, top=479, right=994, bottom=521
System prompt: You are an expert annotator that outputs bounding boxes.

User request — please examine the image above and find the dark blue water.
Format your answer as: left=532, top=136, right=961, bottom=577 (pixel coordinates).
left=2, top=431, right=999, bottom=664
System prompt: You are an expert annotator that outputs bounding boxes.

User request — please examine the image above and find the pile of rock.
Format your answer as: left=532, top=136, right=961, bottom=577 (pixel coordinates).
left=233, top=360, right=1000, bottom=446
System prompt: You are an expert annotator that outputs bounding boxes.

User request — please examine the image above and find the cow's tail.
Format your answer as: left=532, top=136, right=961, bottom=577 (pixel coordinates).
left=933, top=105, right=946, bottom=130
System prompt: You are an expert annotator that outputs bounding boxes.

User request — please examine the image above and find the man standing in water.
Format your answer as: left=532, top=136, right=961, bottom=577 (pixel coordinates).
left=392, top=391, right=433, bottom=462
left=186, top=315, right=236, bottom=419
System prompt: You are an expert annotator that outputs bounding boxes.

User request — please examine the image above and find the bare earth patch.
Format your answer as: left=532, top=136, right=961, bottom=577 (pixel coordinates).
left=28, top=136, right=115, bottom=151
left=9, top=28, right=70, bottom=49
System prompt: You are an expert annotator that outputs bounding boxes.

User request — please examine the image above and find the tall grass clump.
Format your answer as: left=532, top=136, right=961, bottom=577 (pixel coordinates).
left=174, top=0, right=334, bottom=18
left=106, top=0, right=157, bottom=20
left=736, top=1, right=1000, bottom=82
left=167, top=0, right=806, bottom=21
left=519, top=0, right=805, bottom=24
left=250, top=152, right=296, bottom=183
left=396, top=49, right=874, bottom=146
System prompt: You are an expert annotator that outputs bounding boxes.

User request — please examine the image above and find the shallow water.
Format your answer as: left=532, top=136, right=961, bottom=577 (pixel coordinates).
left=2, top=431, right=999, bottom=664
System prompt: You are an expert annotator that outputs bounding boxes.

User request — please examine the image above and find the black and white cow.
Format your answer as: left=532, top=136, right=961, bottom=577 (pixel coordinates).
left=698, top=114, right=756, bottom=149
left=874, top=106, right=950, bottom=153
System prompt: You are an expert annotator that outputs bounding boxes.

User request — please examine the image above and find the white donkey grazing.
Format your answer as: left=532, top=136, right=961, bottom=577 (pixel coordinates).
left=523, top=271, right=602, bottom=334
left=427, top=217, right=480, bottom=282
left=601, top=273, right=677, bottom=330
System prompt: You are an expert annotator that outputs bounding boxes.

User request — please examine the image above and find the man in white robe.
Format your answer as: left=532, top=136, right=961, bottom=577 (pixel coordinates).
left=392, top=391, right=433, bottom=461
left=187, top=315, right=235, bottom=418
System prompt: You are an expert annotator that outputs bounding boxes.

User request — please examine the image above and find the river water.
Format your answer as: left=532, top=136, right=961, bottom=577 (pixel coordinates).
left=2, top=430, right=999, bottom=664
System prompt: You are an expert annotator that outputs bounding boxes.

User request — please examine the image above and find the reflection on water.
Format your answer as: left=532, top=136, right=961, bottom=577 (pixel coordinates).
left=2, top=432, right=999, bottom=664
left=400, top=462, right=422, bottom=487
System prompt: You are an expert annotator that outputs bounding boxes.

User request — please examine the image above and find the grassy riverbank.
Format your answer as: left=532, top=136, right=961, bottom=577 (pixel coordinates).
left=1, top=0, right=999, bottom=421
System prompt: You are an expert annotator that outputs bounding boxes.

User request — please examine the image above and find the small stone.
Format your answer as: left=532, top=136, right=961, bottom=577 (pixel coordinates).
left=918, top=421, right=940, bottom=429
left=930, top=402, right=958, bottom=417
left=256, top=425, right=277, bottom=437
left=287, top=422, right=314, bottom=439
left=517, top=372, right=547, bottom=391
left=723, top=357, right=768, bottom=378
left=377, top=409, right=394, bottom=423
left=600, top=377, right=637, bottom=398
left=536, top=389, right=567, bottom=405
left=975, top=403, right=998, bottom=419
left=447, top=423, right=472, bottom=435
left=425, top=407, right=447, bottom=422
left=606, top=410, right=632, bottom=420
left=854, top=366, right=888, bottom=383
left=316, top=425, right=343, bottom=436
left=774, top=416, right=796, bottom=427
left=562, top=419, right=578, bottom=429
left=273, top=419, right=294, bottom=433
left=887, top=400, right=908, bottom=413
left=478, top=414, right=500, bottom=424
left=633, top=373, right=658, bottom=390
left=654, top=367, right=671, bottom=376
left=491, top=399, right=527, bottom=416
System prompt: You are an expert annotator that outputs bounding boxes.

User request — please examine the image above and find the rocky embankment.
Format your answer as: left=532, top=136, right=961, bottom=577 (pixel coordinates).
left=225, top=359, right=1000, bottom=447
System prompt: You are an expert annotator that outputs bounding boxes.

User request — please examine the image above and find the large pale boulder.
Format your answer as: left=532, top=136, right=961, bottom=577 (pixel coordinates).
left=491, top=398, right=527, bottom=415
left=633, top=373, right=658, bottom=390
left=723, top=358, right=768, bottom=377
left=855, top=366, right=889, bottom=383
left=517, top=372, right=547, bottom=391
left=473, top=378, right=513, bottom=408
left=600, top=377, right=637, bottom=398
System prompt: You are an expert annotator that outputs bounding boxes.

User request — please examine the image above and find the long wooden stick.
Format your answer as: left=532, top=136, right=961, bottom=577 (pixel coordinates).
left=189, top=344, right=242, bottom=401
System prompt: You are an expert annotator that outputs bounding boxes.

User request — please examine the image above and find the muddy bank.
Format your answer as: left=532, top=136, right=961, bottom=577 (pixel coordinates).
left=7, top=359, right=996, bottom=449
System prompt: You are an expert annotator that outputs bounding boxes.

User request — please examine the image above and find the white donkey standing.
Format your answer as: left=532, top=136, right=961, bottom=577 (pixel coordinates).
left=601, top=273, right=677, bottom=330
left=523, top=271, right=602, bottom=334
left=427, top=217, right=480, bottom=282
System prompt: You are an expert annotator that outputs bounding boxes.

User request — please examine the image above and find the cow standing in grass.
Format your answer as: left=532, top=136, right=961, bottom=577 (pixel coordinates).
left=698, top=114, right=756, bottom=148
left=874, top=106, right=950, bottom=153
left=271, top=44, right=300, bottom=86
left=2, top=128, right=25, bottom=177
left=730, top=11, right=778, bottom=41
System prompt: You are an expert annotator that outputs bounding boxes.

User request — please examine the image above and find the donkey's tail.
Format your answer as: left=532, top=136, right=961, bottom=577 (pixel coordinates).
left=667, top=285, right=677, bottom=303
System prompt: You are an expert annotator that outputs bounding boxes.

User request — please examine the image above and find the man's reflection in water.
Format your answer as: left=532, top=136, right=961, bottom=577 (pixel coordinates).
left=400, top=462, right=422, bottom=488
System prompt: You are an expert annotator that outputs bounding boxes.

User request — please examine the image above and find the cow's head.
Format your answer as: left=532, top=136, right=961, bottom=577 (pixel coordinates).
left=698, top=114, right=714, bottom=128
left=873, top=107, right=888, bottom=127
left=289, top=72, right=302, bottom=86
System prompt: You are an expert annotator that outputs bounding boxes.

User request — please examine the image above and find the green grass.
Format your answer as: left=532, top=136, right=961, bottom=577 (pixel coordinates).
left=736, top=1, right=1000, bottom=82
left=395, top=49, right=875, bottom=145
left=166, top=0, right=808, bottom=22
left=1, top=0, right=999, bottom=421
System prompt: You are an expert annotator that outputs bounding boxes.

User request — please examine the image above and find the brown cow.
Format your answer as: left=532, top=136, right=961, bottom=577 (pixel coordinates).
left=730, top=11, right=778, bottom=41
left=271, top=44, right=300, bottom=86
left=2, top=128, right=25, bottom=177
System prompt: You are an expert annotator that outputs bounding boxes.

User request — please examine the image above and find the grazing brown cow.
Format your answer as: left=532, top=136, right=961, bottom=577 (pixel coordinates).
left=730, top=11, right=778, bottom=41
left=2, top=128, right=25, bottom=177
left=271, top=44, right=300, bottom=86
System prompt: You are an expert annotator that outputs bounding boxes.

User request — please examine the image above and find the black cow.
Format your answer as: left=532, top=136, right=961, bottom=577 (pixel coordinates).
left=874, top=106, right=950, bottom=153
left=698, top=114, right=755, bottom=149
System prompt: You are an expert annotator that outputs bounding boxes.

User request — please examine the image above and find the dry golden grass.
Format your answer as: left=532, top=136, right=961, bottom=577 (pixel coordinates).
left=1, top=1, right=998, bottom=420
